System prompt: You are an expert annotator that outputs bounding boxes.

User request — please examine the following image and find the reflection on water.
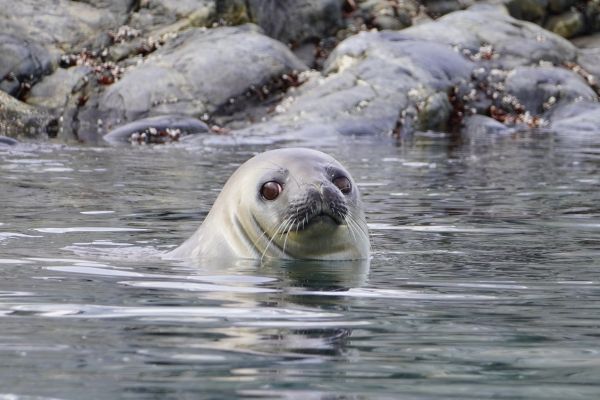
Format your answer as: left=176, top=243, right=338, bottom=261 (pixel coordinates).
left=1, top=134, right=600, bottom=399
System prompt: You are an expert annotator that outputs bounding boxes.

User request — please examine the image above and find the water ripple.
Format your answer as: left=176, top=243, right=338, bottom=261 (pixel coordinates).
left=4, top=304, right=339, bottom=320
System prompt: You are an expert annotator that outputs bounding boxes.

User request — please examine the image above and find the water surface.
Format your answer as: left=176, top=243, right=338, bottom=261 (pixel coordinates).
left=1, top=133, right=599, bottom=399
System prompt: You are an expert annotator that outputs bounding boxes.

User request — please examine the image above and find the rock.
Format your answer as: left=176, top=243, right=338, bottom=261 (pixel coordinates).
left=224, top=5, right=600, bottom=143
left=246, top=0, right=344, bottom=44
left=576, top=47, right=600, bottom=87
left=417, top=92, right=454, bottom=132
left=547, top=0, right=577, bottom=14
left=504, top=66, right=597, bottom=115
left=26, top=66, right=91, bottom=110
left=103, top=115, right=210, bottom=144
left=233, top=30, right=474, bottom=140
left=129, top=0, right=216, bottom=32
left=75, top=0, right=138, bottom=21
left=462, top=114, right=517, bottom=137
left=60, top=25, right=306, bottom=141
left=216, top=0, right=251, bottom=25
left=549, top=101, right=600, bottom=136
left=545, top=10, right=585, bottom=38
left=585, top=0, right=600, bottom=32
left=404, top=5, right=577, bottom=68
left=0, top=0, right=123, bottom=52
left=504, top=0, right=548, bottom=24
left=353, top=0, right=417, bottom=31
left=215, top=0, right=345, bottom=44
left=0, top=34, right=55, bottom=99
left=0, top=90, right=53, bottom=139
left=0, top=135, right=19, bottom=146
left=571, top=32, right=600, bottom=48
left=422, top=0, right=475, bottom=17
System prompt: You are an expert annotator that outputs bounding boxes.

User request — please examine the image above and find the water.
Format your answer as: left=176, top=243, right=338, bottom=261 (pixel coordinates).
left=1, top=132, right=599, bottom=399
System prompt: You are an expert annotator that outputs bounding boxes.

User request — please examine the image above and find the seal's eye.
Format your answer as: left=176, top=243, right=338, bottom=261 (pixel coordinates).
left=260, top=181, right=283, bottom=200
left=333, top=176, right=352, bottom=194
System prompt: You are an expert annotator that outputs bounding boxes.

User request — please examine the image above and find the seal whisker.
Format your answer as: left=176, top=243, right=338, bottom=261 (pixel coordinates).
left=282, top=217, right=294, bottom=254
left=260, top=216, right=290, bottom=262
left=347, top=209, right=370, bottom=253
left=345, top=214, right=359, bottom=243
left=354, top=215, right=369, bottom=242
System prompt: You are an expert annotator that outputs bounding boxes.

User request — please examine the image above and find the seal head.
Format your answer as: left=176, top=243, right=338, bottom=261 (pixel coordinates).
left=167, top=148, right=369, bottom=261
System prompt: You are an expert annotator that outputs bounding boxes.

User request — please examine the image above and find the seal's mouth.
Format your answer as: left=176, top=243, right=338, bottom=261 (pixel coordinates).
left=286, top=210, right=344, bottom=233
left=280, top=188, right=349, bottom=234
left=308, top=211, right=342, bottom=225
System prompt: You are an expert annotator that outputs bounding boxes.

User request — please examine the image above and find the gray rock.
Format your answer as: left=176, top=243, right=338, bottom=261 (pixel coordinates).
left=225, top=5, right=600, bottom=143
left=0, top=34, right=55, bottom=98
left=0, top=90, right=53, bottom=139
left=404, top=5, right=577, bottom=68
left=103, top=115, right=209, bottom=144
left=549, top=101, right=600, bottom=135
left=505, top=66, right=597, bottom=115
left=0, top=0, right=122, bottom=52
left=571, top=32, right=600, bottom=48
left=422, top=0, right=475, bottom=17
left=246, top=0, right=344, bottom=44
left=462, top=114, right=517, bottom=138
left=576, top=47, right=600, bottom=87
left=129, top=0, right=216, bottom=32
left=214, top=0, right=344, bottom=44
left=0, top=135, right=19, bottom=146
left=65, top=25, right=306, bottom=140
left=26, top=66, right=91, bottom=110
left=234, top=30, right=474, bottom=140
left=75, top=0, right=137, bottom=22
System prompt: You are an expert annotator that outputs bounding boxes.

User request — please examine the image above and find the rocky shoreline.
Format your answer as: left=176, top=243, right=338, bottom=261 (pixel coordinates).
left=1, top=0, right=599, bottom=145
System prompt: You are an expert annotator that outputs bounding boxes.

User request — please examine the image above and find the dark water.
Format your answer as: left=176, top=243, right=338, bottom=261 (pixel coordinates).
left=1, top=132, right=599, bottom=399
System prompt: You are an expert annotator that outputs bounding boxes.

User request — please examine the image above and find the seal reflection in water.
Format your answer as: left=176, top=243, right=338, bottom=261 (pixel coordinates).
left=166, top=148, right=370, bottom=261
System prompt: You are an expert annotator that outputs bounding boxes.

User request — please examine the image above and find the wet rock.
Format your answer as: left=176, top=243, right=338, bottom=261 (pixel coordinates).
left=549, top=101, right=600, bottom=135
left=0, top=90, right=52, bottom=139
left=504, top=66, right=597, bottom=115
left=571, top=32, right=600, bottom=48
left=0, top=0, right=124, bottom=52
left=65, top=25, right=306, bottom=141
left=351, top=0, right=417, bottom=31
left=246, top=0, right=344, bottom=44
left=404, top=5, right=577, bottom=68
left=545, top=10, right=585, bottom=38
left=504, top=0, right=548, bottom=24
left=103, top=115, right=210, bottom=144
left=576, top=47, right=600, bottom=87
left=0, top=34, right=55, bottom=99
left=462, top=114, right=517, bottom=137
left=215, top=0, right=345, bottom=45
left=129, top=0, right=216, bottom=32
left=0, top=135, right=19, bottom=146
left=225, top=5, right=600, bottom=143
left=417, top=92, right=454, bottom=132
left=75, top=0, right=137, bottom=22
left=422, top=0, right=475, bottom=18
left=234, top=30, right=474, bottom=139
left=26, top=66, right=91, bottom=110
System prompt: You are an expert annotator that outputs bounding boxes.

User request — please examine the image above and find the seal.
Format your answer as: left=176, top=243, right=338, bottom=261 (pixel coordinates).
left=166, top=148, right=370, bottom=261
